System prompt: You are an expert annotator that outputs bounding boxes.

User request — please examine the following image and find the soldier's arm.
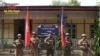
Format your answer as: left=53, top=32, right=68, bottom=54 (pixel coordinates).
left=78, top=40, right=86, bottom=49
left=12, top=40, right=17, bottom=47
left=78, top=40, right=82, bottom=46
left=44, top=37, right=49, bottom=44
left=30, top=38, right=33, bottom=47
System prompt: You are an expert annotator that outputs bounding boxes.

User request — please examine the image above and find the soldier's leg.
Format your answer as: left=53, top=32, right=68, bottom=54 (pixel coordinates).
left=19, top=49, right=23, bottom=56
left=15, top=49, right=18, bottom=56
left=64, top=48, right=69, bottom=56
left=51, top=50, right=54, bottom=56
left=34, top=48, right=38, bottom=56
left=33, top=48, right=35, bottom=56
left=83, top=50, right=88, bottom=56
left=31, top=48, right=34, bottom=56
left=16, top=49, right=19, bottom=56
left=68, top=49, right=71, bottom=56
left=64, top=49, right=67, bottom=56
left=47, top=49, right=50, bottom=56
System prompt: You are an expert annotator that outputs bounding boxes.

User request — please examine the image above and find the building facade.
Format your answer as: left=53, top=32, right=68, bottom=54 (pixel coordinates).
left=0, top=6, right=99, bottom=47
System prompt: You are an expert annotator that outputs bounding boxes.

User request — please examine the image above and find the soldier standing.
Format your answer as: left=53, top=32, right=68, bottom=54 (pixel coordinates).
left=78, top=34, right=90, bottom=56
left=30, top=32, right=39, bottom=56
left=13, top=34, right=24, bottom=56
left=64, top=33, right=72, bottom=56
left=44, top=31, right=54, bottom=56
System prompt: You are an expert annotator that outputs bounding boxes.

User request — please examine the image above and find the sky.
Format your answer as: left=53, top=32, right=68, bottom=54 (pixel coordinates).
left=4, top=0, right=96, bottom=6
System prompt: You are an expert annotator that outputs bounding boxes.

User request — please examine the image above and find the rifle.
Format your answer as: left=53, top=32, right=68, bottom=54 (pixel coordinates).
left=84, top=45, right=95, bottom=56
left=81, top=40, right=95, bottom=56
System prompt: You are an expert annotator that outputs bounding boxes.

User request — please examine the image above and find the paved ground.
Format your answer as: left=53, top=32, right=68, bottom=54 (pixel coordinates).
left=0, top=49, right=82, bottom=56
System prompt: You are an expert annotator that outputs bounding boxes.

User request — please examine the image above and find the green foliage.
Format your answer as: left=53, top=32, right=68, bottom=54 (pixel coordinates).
left=3, top=38, right=8, bottom=48
left=67, top=0, right=80, bottom=6
left=52, top=0, right=68, bottom=6
left=51, top=0, right=80, bottom=6
left=56, top=35, right=61, bottom=50
left=96, top=0, right=100, bottom=6
left=52, top=0, right=61, bottom=6
left=94, top=19, right=100, bottom=56
left=94, top=29, right=100, bottom=54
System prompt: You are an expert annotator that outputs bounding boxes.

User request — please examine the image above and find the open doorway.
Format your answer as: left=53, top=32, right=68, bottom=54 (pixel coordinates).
left=14, top=19, right=32, bottom=40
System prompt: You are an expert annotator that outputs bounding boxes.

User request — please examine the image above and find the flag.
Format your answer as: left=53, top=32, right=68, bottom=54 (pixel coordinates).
left=61, top=8, right=66, bottom=48
left=25, top=7, right=30, bottom=46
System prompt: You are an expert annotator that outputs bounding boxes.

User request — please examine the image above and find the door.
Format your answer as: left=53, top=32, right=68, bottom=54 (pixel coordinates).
left=14, top=19, right=32, bottom=40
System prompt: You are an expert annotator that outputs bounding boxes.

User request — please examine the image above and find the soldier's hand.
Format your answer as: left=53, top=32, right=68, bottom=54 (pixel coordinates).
left=47, top=42, right=50, bottom=44
left=13, top=44, right=17, bottom=48
left=80, top=46, right=86, bottom=50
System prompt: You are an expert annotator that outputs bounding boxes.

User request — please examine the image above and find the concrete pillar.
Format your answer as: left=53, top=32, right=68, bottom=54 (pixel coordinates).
left=1, top=18, right=4, bottom=50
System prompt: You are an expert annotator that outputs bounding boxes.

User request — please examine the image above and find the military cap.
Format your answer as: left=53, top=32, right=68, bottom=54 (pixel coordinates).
left=47, top=31, right=53, bottom=34
left=32, top=32, right=36, bottom=34
left=65, top=33, right=70, bottom=36
left=17, top=34, right=22, bottom=36
left=81, top=34, right=86, bottom=37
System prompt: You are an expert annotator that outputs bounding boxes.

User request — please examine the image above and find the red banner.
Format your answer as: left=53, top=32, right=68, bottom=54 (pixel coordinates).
left=25, top=7, right=30, bottom=46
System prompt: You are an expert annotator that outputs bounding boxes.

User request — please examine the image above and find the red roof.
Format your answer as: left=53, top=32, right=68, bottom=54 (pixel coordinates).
left=0, top=6, right=98, bottom=11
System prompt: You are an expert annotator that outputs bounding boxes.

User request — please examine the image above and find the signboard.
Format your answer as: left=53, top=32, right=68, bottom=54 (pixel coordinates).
left=38, top=24, right=58, bottom=36
left=3, top=4, right=20, bottom=14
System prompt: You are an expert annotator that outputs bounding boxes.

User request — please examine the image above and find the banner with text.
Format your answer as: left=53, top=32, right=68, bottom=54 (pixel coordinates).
left=38, top=24, right=58, bottom=36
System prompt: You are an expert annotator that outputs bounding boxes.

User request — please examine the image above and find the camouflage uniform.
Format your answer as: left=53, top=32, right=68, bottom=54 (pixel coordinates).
left=13, top=34, right=24, bottom=56
left=64, top=33, right=72, bottom=56
left=44, top=32, right=54, bottom=56
left=30, top=32, right=39, bottom=56
left=78, top=34, right=89, bottom=56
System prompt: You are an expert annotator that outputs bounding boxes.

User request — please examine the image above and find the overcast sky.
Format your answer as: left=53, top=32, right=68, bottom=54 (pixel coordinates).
left=4, top=0, right=96, bottom=6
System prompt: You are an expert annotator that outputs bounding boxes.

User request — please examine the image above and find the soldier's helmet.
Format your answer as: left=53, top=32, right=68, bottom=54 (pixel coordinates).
left=65, top=33, right=70, bottom=36
left=32, top=32, right=36, bottom=34
left=17, top=34, right=22, bottom=36
left=47, top=31, right=53, bottom=34
left=81, top=34, right=86, bottom=37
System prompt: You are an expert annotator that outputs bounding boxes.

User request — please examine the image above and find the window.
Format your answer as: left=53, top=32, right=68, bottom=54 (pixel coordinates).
left=66, top=24, right=77, bottom=38
left=90, top=24, right=95, bottom=38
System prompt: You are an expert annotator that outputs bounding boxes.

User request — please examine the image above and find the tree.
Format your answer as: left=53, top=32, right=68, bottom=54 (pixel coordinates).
left=67, top=0, right=80, bottom=6
left=52, top=0, right=68, bottom=6
left=94, top=14, right=100, bottom=56
left=51, top=0, right=80, bottom=6
left=94, top=1, right=100, bottom=56
left=97, top=0, right=100, bottom=6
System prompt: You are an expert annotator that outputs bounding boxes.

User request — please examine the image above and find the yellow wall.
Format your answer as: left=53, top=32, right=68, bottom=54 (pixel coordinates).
left=85, top=24, right=90, bottom=38
left=77, top=24, right=84, bottom=38
left=4, top=19, right=14, bottom=44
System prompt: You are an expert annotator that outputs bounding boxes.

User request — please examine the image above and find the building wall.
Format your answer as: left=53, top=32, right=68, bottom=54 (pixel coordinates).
left=0, top=11, right=98, bottom=44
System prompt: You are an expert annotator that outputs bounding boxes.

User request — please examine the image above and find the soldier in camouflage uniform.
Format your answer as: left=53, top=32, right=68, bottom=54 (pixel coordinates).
left=78, top=34, right=89, bottom=56
left=64, top=33, right=72, bottom=56
left=13, top=34, right=24, bottom=56
left=30, top=32, right=39, bottom=56
left=44, top=31, right=54, bottom=56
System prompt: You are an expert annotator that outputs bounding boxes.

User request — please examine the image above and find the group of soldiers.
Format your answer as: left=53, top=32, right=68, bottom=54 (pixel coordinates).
left=12, top=31, right=94, bottom=56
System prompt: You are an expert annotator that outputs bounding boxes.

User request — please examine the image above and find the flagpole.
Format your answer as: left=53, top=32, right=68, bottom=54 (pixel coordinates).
left=54, top=35, right=57, bottom=56
left=24, top=7, right=27, bottom=56
left=63, top=7, right=64, bottom=56
left=61, top=7, right=65, bottom=56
